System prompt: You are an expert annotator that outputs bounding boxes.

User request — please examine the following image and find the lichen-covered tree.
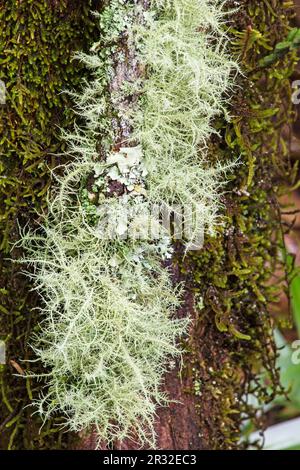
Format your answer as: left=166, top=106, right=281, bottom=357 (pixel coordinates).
left=79, top=0, right=297, bottom=449
left=0, top=0, right=297, bottom=450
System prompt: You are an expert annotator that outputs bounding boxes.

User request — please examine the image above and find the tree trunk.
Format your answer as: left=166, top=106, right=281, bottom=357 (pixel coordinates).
left=0, top=0, right=296, bottom=451
left=78, top=0, right=295, bottom=450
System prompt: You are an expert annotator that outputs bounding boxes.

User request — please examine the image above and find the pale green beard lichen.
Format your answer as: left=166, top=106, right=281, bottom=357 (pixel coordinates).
left=19, top=0, right=238, bottom=447
left=132, top=0, right=238, bottom=229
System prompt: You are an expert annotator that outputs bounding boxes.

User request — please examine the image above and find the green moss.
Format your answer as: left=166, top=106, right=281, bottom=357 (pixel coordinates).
left=0, top=0, right=96, bottom=450
left=177, top=0, right=297, bottom=449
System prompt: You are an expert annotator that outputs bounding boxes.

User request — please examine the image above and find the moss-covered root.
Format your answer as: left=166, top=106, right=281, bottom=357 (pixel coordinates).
left=0, top=0, right=95, bottom=450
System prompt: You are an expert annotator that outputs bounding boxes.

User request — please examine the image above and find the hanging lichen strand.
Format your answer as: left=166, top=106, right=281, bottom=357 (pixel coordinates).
left=20, top=0, right=238, bottom=447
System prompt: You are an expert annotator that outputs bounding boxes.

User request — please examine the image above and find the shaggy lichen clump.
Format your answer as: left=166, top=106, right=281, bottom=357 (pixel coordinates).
left=133, top=0, right=238, bottom=227
left=20, top=0, right=238, bottom=447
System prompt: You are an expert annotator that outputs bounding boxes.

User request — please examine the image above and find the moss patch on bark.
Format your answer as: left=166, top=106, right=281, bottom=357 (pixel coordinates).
left=176, top=0, right=297, bottom=449
left=0, top=0, right=96, bottom=450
